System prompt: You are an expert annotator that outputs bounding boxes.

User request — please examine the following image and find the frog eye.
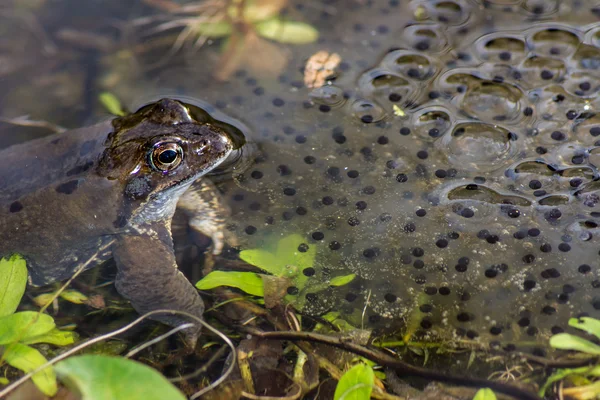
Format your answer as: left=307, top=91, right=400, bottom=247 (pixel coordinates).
left=150, top=142, right=183, bottom=171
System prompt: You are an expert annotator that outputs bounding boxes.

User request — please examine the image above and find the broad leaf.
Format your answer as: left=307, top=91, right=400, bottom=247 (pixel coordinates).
left=3, top=343, right=57, bottom=396
left=330, top=274, right=356, bottom=287
left=196, top=271, right=264, bottom=297
left=239, top=234, right=317, bottom=289
left=55, top=355, right=185, bottom=400
left=0, top=312, right=55, bottom=345
left=473, top=388, right=497, bottom=400
left=255, top=18, right=319, bottom=44
left=550, top=333, right=600, bottom=355
left=0, top=255, right=27, bottom=317
left=334, top=363, right=374, bottom=400
left=21, top=328, right=78, bottom=346
left=569, top=317, right=600, bottom=342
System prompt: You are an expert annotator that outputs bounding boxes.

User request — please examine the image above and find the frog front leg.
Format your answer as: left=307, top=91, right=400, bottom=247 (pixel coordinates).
left=111, top=223, right=204, bottom=347
left=177, top=179, right=233, bottom=255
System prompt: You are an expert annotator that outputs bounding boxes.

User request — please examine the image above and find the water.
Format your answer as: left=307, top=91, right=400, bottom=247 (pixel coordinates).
left=2, top=0, right=600, bottom=356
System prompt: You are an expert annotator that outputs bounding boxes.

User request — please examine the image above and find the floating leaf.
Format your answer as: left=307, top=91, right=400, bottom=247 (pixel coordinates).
left=4, top=343, right=57, bottom=396
left=21, top=328, right=77, bottom=346
left=569, top=317, right=600, bottom=342
left=0, top=312, right=55, bottom=345
left=334, top=363, right=374, bottom=400
left=550, top=333, right=600, bottom=355
left=0, top=255, right=27, bottom=317
left=239, top=234, right=316, bottom=289
left=196, top=271, right=264, bottom=297
left=99, top=92, right=126, bottom=116
left=255, top=18, right=319, bottom=44
left=330, top=274, right=356, bottom=287
left=59, top=289, right=89, bottom=304
left=473, top=388, right=497, bottom=400
left=55, top=355, right=185, bottom=400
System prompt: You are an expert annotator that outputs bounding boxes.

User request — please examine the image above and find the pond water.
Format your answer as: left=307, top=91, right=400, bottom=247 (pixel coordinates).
left=2, top=0, right=600, bottom=366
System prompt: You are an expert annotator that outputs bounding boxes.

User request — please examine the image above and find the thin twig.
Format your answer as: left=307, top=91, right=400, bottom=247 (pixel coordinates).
left=232, top=326, right=541, bottom=400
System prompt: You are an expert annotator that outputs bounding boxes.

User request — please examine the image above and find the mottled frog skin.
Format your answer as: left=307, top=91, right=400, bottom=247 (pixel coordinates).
left=0, top=98, right=243, bottom=345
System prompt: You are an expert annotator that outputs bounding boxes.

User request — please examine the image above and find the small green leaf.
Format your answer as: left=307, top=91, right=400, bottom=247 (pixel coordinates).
left=550, top=333, right=600, bottom=355
left=196, top=271, right=264, bottom=297
left=3, top=343, right=57, bottom=396
left=99, top=92, right=126, bottom=116
left=0, top=312, right=55, bottom=345
left=569, top=317, right=600, bottom=341
left=59, top=289, right=89, bottom=304
left=334, top=363, right=374, bottom=400
left=473, top=388, right=497, bottom=400
left=0, top=255, right=28, bottom=317
left=193, top=21, right=232, bottom=37
left=330, top=274, right=356, bottom=287
left=255, top=19, right=319, bottom=44
left=0, top=377, right=8, bottom=385
left=55, top=355, right=185, bottom=400
left=21, top=328, right=77, bottom=346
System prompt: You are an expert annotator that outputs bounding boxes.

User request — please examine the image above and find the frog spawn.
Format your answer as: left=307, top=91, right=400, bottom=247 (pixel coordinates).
left=120, top=0, right=600, bottom=351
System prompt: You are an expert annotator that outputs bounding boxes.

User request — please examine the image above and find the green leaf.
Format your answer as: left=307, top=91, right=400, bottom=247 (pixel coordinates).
left=550, top=333, right=600, bottom=355
left=21, top=328, right=77, bottom=346
left=569, top=317, right=600, bottom=341
left=473, top=388, right=497, bottom=400
left=59, top=289, right=89, bottom=304
left=0, top=377, right=8, bottom=385
left=0, top=312, right=55, bottom=345
left=330, top=274, right=356, bottom=287
left=3, top=343, right=57, bottom=396
left=334, top=363, right=374, bottom=400
left=196, top=271, right=264, bottom=297
left=239, top=234, right=317, bottom=286
left=238, top=248, right=282, bottom=276
left=193, top=21, right=232, bottom=37
left=255, top=18, right=319, bottom=44
left=0, top=255, right=28, bottom=317
left=99, top=92, right=126, bottom=116
left=55, top=355, right=186, bottom=400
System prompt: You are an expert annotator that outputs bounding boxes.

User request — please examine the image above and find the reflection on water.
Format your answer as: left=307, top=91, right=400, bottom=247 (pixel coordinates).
left=2, top=0, right=600, bottom=352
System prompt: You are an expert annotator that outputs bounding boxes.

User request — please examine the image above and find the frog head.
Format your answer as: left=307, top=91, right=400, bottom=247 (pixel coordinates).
left=98, top=98, right=243, bottom=223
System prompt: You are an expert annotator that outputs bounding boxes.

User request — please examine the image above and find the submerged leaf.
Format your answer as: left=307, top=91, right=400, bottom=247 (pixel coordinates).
left=330, top=274, right=356, bottom=287
left=473, top=388, right=497, bottom=400
left=4, top=343, right=57, bottom=396
left=0, top=255, right=27, bottom=317
left=99, top=92, right=126, bottom=116
left=334, top=363, right=374, bottom=400
left=59, top=289, right=89, bottom=304
left=192, top=21, right=232, bottom=38
left=550, top=333, right=600, bottom=355
left=0, top=312, right=55, bottom=345
left=196, top=271, right=264, bottom=297
left=255, top=18, right=319, bottom=44
left=55, top=355, right=185, bottom=400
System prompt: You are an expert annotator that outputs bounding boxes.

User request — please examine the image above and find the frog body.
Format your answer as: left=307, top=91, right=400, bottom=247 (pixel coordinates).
left=0, top=98, right=242, bottom=345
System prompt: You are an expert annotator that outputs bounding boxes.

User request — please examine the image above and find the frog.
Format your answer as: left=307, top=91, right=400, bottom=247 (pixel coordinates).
left=0, top=98, right=245, bottom=346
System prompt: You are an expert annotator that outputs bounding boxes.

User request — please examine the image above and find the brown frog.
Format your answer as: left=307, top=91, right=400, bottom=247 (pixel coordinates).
left=0, top=98, right=245, bottom=345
